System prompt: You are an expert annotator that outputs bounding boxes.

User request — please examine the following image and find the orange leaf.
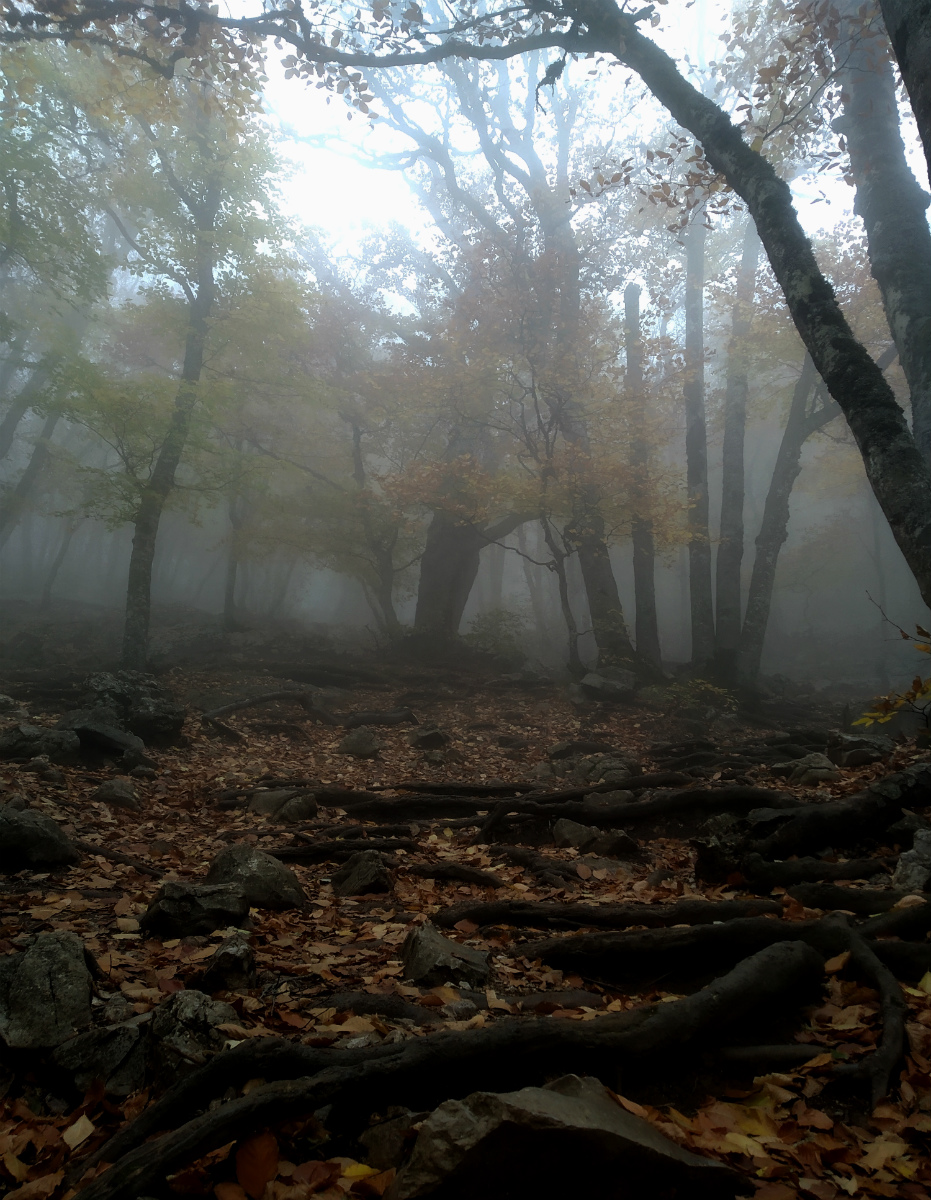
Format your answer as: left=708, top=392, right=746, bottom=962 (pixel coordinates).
left=293, top=1160, right=342, bottom=1191
left=215, top=1185, right=249, bottom=1200
left=236, top=1133, right=279, bottom=1199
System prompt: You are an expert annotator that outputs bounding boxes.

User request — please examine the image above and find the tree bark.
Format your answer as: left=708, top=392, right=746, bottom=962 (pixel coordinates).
left=0, top=410, right=61, bottom=549
left=833, top=0, right=931, bottom=461
left=714, top=221, right=760, bottom=679
left=624, top=282, right=661, bottom=666
left=40, top=518, right=81, bottom=608
left=879, top=0, right=931, bottom=185
left=682, top=212, right=715, bottom=667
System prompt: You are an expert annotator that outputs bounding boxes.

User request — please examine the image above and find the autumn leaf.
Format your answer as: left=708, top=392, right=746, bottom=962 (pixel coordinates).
left=62, top=1113, right=95, bottom=1149
left=214, top=1184, right=250, bottom=1200
left=236, top=1132, right=279, bottom=1199
left=292, top=1160, right=342, bottom=1191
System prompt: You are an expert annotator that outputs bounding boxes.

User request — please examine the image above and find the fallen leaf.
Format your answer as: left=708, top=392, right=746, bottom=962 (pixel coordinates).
left=6, top=1170, right=64, bottom=1198
left=293, top=1160, right=341, bottom=1190
left=236, top=1132, right=279, bottom=1199
left=63, top=1113, right=96, bottom=1149
left=214, top=1184, right=250, bottom=1200
left=823, top=951, right=850, bottom=974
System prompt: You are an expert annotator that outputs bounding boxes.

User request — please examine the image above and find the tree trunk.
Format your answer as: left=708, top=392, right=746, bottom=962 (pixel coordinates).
left=714, top=221, right=760, bottom=679
left=683, top=212, right=715, bottom=668
left=40, top=518, right=81, bottom=609
left=413, top=513, right=487, bottom=640
left=879, top=0, right=931, bottom=185
left=833, top=0, right=931, bottom=461
left=540, top=519, right=584, bottom=674
left=0, top=411, right=61, bottom=549
left=624, top=282, right=662, bottom=667
left=568, top=497, right=638, bottom=669
left=121, top=281, right=213, bottom=671
left=738, top=356, right=824, bottom=681
left=517, top=522, right=550, bottom=639
left=600, top=9, right=931, bottom=608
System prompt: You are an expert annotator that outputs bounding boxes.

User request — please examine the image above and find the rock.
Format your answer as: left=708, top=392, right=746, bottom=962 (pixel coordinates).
left=647, top=867, right=677, bottom=886
left=248, top=787, right=306, bottom=816
left=529, top=762, right=554, bottom=781
left=552, top=818, right=640, bottom=860
left=198, top=932, right=257, bottom=993
left=553, top=818, right=602, bottom=851
left=56, top=709, right=152, bottom=768
left=338, top=727, right=383, bottom=758
left=0, top=694, right=20, bottom=711
left=579, top=855, right=631, bottom=877
left=771, top=752, right=840, bottom=784
left=359, top=1110, right=428, bottom=1171
left=80, top=671, right=186, bottom=744
left=149, top=990, right=237, bottom=1085
left=401, top=922, right=489, bottom=988
left=497, top=735, right=528, bottom=750
left=892, top=829, right=931, bottom=893
left=0, top=806, right=80, bottom=870
left=140, top=882, right=249, bottom=937
left=579, top=669, right=637, bottom=700
left=408, top=727, right=450, bottom=751
left=422, top=750, right=447, bottom=765
left=798, top=767, right=843, bottom=785
left=387, top=1074, right=742, bottom=1200
left=92, top=777, right=140, bottom=811
left=828, top=731, right=895, bottom=768
left=571, top=755, right=639, bottom=787
left=206, top=845, right=305, bottom=910
left=583, top=789, right=635, bottom=807
left=53, top=1016, right=148, bottom=1095
left=0, top=932, right=94, bottom=1049
left=0, top=723, right=81, bottom=764
left=548, top=740, right=617, bottom=760
left=278, top=793, right=319, bottom=823
left=331, top=849, right=392, bottom=897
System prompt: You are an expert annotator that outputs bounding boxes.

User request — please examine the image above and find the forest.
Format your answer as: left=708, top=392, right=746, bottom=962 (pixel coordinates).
left=0, top=1, right=929, bottom=1199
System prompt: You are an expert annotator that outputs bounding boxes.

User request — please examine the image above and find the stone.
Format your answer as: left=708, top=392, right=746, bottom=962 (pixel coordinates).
left=80, top=671, right=186, bottom=744
left=529, top=762, right=554, bottom=781
left=92, top=777, right=140, bottom=811
left=0, top=694, right=20, bottom=711
left=140, top=882, right=249, bottom=937
left=553, top=818, right=601, bottom=851
left=798, top=767, right=843, bottom=785
left=892, top=829, right=931, bottom=893
left=331, top=850, right=393, bottom=897
left=359, top=1111, right=428, bottom=1171
left=497, top=735, right=528, bottom=750
left=579, top=855, right=631, bottom=877
left=278, top=793, right=319, bottom=823
left=387, top=1074, right=742, bottom=1200
left=338, top=727, right=383, bottom=758
left=206, top=845, right=305, bottom=910
left=771, top=752, right=840, bottom=784
left=579, top=669, right=637, bottom=700
left=148, top=990, right=238, bottom=1086
left=548, top=740, right=617, bottom=760
left=56, top=708, right=152, bottom=768
left=198, top=932, right=257, bottom=993
left=408, top=727, right=450, bottom=751
left=53, top=1016, right=148, bottom=1095
left=583, top=789, right=635, bottom=807
left=401, top=922, right=489, bottom=988
left=0, top=806, right=80, bottom=870
left=828, top=731, right=895, bottom=768
left=0, top=723, right=81, bottom=764
left=247, top=787, right=304, bottom=816
left=553, top=818, right=641, bottom=860
left=0, top=932, right=94, bottom=1049
left=571, top=755, right=639, bottom=787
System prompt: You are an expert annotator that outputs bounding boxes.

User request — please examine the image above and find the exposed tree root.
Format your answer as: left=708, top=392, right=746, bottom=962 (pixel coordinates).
left=72, top=942, right=824, bottom=1200
left=74, top=839, right=163, bottom=879
left=739, top=852, right=895, bottom=890
left=433, top=897, right=783, bottom=931
left=406, top=861, right=506, bottom=888
left=786, top=883, right=925, bottom=914
left=268, top=837, right=417, bottom=862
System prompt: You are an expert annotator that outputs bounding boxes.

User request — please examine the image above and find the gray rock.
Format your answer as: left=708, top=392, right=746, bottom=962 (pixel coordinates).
left=331, top=849, right=392, bottom=897
left=0, top=931, right=94, bottom=1049
left=338, top=727, right=383, bottom=758
left=583, top=789, right=635, bottom=807
left=548, top=740, right=618, bottom=761
left=247, top=787, right=303, bottom=816
left=0, top=723, right=81, bottom=764
left=892, top=829, right=931, bottom=893
left=140, top=882, right=249, bottom=937
left=553, top=818, right=602, bottom=851
left=401, top=922, right=489, bottom=988
left=529, top=762, right=554, bottom=781
left=206, top=845, right=305, bottom=910
left=53, top=1016, right=149, bottom=1095
left=572, top=755, right=638, bottom=787
left=798, top=767, right=843, bottom=785
left=0, top=806, right=80, bottom=870
left=579, top=855, right=631, bottom=877
left=56, top=708, right=152, bottom=768
left=81, top=672, right=186, bottom=744
left=387, top=1074, right=742, bottom=1200
left=92, top=777, right=140, bottom=811
left=0, top=694, right=20, bottom=711
left=553, top=818, right=641, bottom=860
left=359, top=1110, right=428, bottom=1171
left=149, top=990, right=237, bottom=1085
left=828, top=731, right=895, bottom=768
left=277, top=793, right=319, bottom=823
left=579, top=669, right=637, bottom=700
left=408, top=727, right=450, bottom=751
left=199, top=932, right=257, bottom=993
left=771, top=752, right=839, bottom=784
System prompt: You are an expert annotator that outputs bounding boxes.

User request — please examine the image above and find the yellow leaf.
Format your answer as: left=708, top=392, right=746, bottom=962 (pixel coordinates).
left=3, top=1152, right=30, bottom=1182
left=341, top=1163, right=379, bottom=1179
left=63, top=1114, right=96, bottom=1149
left=723, top=1131, right=768, bottom=1156
left=824, top=951, right=850, bottom=974
left=917, top=971, right=931, bottom=995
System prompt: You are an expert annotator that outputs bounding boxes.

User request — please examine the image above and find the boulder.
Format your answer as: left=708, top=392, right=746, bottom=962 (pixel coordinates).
left=401, top=922, right=489, bottom=988
left=248, top=787, right=305, bottom=816
left=56, top=708, right=153, bottom=768
left=337, top=727, right=383, bottom=758
left=92, top=777, right=140, bottom=811
left=0, top=723, right=81, bottom=764
left=387, top=1075, right=743, bottom=1200
left=148, top=990, right=237, bottom=1085
left=198, top=932, right=257, bottom=993
left=583, top=789, right=635, bottom=808
left=331, top=849, right=392, bottom=897
left=0, top=932, right=94, bottom=1049
left=892, top=829, right=931, bottom=893
left=0, top=806, right=80, bottom=870
left=206, top=845, right=305, bottom=910
left=53, top=1015, right=149, bottom=1095
left=0, top=693, right=21, bottom=711
left=771, top=752, right=841, bottom=785
left=579, top=669, right=637, bottom=700
left=140, top=882, right=249, bottom=937
left=408, top=727, right=450, bottom=751
left=570, top=755, right=639, bottom=787
left=80, top=671, right=186, bottom=744
left=552, top=819, right=640, bottom=859
left=828, top=731, right=895, bottom=769
left=278, top=793, right=320, bottom=823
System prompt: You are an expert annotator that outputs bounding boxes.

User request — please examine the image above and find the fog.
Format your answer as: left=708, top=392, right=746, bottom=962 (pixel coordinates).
left=1, top=0, right=929, bottom=701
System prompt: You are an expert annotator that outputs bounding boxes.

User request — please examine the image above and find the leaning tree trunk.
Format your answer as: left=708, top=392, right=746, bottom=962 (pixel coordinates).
left=40, top=518, right=81, bottom=609
left=624, top=282, right=661, bottom=667
left=568, top=495, right=639, bottom=670
left=0, top=410, right=61, bottom=550
left=599, top=7, right=931, bottom=609
left=879, top=0, right=931, bottom=185
left=683, top=212, right=715, bottom=668
left=714, top=221, right=760, bottom=680
left=122, top=280, right=213, bottom=671
left=832, top=0, right=931, bottom=461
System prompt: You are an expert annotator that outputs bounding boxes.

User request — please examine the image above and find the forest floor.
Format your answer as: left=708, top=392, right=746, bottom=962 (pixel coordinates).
left=0, top=650, right=929, bottom=1200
